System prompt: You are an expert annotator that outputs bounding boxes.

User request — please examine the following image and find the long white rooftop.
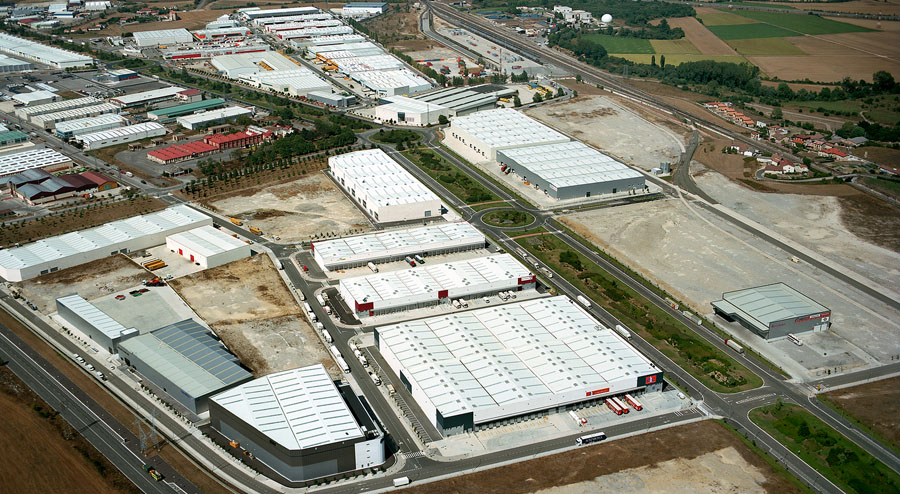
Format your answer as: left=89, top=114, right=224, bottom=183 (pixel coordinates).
left=210, top=364, right=363, bottom=450
left=0, top=33, right=94, bottom=67
left=17, top=96, right=100, bottom=117
left=329, top=149, right=438, bottom=208
left=111, top=86, right=184, bottom=106
left=313, top=222, right=484, bottom=268
left=55, top=113, right=126, bottom=134
left=76, top=122, right=165, bottom=145
left=167, top=225, right=249, bottom=257
left=57, top=294, right=136, bottom=340
left=499, top=141, right=643, bottom=188
left=450, top=108, right=568, bottom=149
left=353, top=69, right=430, bottom=92
left=377, top=296, right=657, bottom=418
left=0, top=148, right=70, bottom=176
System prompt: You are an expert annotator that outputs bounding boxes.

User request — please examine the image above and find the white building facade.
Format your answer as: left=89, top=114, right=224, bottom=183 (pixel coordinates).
left=165, top=225, right=251, bottom=269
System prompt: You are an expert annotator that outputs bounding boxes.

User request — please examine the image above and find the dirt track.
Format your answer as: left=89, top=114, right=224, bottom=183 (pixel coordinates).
left=408, top=420, right=803, bottom=494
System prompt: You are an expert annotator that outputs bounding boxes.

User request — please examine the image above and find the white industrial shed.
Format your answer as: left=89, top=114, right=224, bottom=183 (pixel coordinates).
left=0, top=148, right=72, bottom=177
left=177, top=107, right=253, bottom=130
left=335, top=55, right=403, bottom=73
left=375, top=296, right=663, bottom=436
left=166, top=225, right=250, bottom=269
left=242, top=6, right=319, bottom=20
left=340, top=254, right=534, bottom=316
left=329, top=149, right=442, bottom=223
left=497, top=141, right=646, bottom=200
left=244, top=68, right=332, bottom=97
left=110, top=86, right=185, bottom=108
left=414, top=84, right=516, bottom=115
left=209, top=364, right=386, bottom=481
left=0, top=205, right=211, bottom=282
left=313, top=221, right=485, bottom=272
left=352, top=69, right=431, bottom=97
left=0, top=54, right=34, bottom=72
left=307, top=41, right=381, bottom=57
left=374, top=96, right=451, bottom=127
left=15, top=96, right=100, bottom=121
left=0, top=33, right=93, bottom=69
left=133, top=28, right=193, bottom=47
left=56, top=294, right=138, bottom=354
left=55, top=113, right=126, bottom=139
left=32, top=103, right=120, bottom=131
left=76, top=122, right=166, bottom=151
left=13, top=90, right=59, bottom=106
left=211, top=51, right=296, bottom=78
left=276, top=25, right=354, bottom=40
left=264, top=19, right=343, bottom=32
left=444, top=108, right=569, bottom=163
left=291, top=34, right=365, bottom=47
left=251, top=13, right=333, bottom=26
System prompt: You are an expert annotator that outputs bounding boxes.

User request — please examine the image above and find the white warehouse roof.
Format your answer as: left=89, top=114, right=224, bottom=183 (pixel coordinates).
left=0, top=148, right=71, bottom=176
left=242, top=6, right=319, bottom=19
left=499, top=141, right=643, bottom=188
left=329, top=148, right=438, bottom=208
left=0, top=205, right=209, bottom=275
left=111, top=86, right=185, bottom=106
left=264, top=19, right=342, bottom=32
left=252, top=13, right=332, bottom=25
left=0, top=33, right=94, bottom=68
left=212, top=51, right=297, bottom=77
left=352, top=69, right=431, bottom=95
left=292, top=34, right=365, bottom=47
left=32, top=103, right=119, bottom=128
left=76, top=122, right=165, bottom=148
left=166, top=225, right=249, bottom=258
left=12, top=90, right=57, bottom=105
left=133, top=28, right=193, bottom=47
left=340, top=254, right=532, bottom=312
left=313, top=221, right=485, bottom=270
left=210, top=364, right=363, bottom=450
left=245, top=68, right=332, bottom=94
left=56, top=294, right=136, bottom=341
left=378, top=96, right=449, bottom=116
left=376, top=296, right=658, bottom=422
left=449, top=108, right=568, bottom=150
left=176, top=106, right=253, bottom=128
left=17, top=96, right=100, bottom=117
left=277, top=26, right=354, bottom=39
left=55, top=113, right=126, bottom=135
left=335, top=55, right=403, bottom=73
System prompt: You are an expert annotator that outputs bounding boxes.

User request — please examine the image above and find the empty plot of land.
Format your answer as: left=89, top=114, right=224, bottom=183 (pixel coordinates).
left=775, top=0, right=900, bottom=15
left=102, top=10, right=223, bottom=35
left=828, top=17, right=900, bottom=31
left=822, top=377, right=900, bottom=449
left=748, top=54, right=900, bottom=81
left=525, top=95, right=683, bottom=171
left=616, top=54, right=747, bottom=66
left=666, top=17, right=739, bottom=54
left=818, top=31, right=900, bottom=60
left=708, top=23, right=799, bottom=40
left=698, top=12, right=758, bottom=26
left=649, top=39, right=700, bottom=54
left=407, top=420, right=804, bottom=494
left=169, top=255, right=336, bottom=377
left=731, top=10, right=874, bottom=34
left=584, top=34, right=654, bottom=54
left=14, top=255, right=147, bottom=314
left=206, top=173, right=371, bottom=243
left=560, top=196, right=900, bottom=373
left=727, top=37, right=806, bottom=55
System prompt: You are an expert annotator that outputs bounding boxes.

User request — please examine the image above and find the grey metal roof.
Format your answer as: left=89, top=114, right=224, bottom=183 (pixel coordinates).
left=499, top=141, right=643, bottom=188
left=210, top=364, right=363, bottom=450
left=119, top=319, right=252, bottom=399
left=721, top=283, right=829, bottom=326
left=57, top=293, right=136, bottom=340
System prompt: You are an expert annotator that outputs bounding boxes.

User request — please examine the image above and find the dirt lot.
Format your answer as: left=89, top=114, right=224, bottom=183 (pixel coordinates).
left=205, top=173, right=371, bottom=243
left=408, top=420, right=803, bottom=494
left=13, top=255, right=147, bottom=314
left=525, top=95, right=684, bottom=171
left=822, top=377, right=900, bottom=448
left=102, top=10, right=223, bottom=36
left=857, top=146, right=900, bottom=167
left=0, top=196, right=166, bottom=248
left=0, top=367, right=137, bottom=494
left=775, top=0, right=900, bottom=15
left=748, top=53, right=900, bottom=82
left=364, top=7, right=424, bottom=48
left=666, top=16, right=739, bottom=55
left=169, top=255, right=337, bottom=377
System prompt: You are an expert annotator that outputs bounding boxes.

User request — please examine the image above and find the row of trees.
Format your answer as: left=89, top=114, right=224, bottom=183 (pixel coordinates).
left=471, top=0, right=694, bottom=26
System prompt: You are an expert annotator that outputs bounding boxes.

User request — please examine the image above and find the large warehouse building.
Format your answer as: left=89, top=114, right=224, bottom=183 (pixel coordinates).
left=712, top=283, right=831, bottom=340
left=209, top=364, right=386, bottom=481
left=110, top=86, right=185, bottom=108
left=374, top=96, right=451, bottom=127
left=165, top=225, right=250, bottom=269
left=0, top=148, right=72, bottom=178
left=313, top=221, right=485, bottom=272
left=32, top=103, right=120, bottom=131
left=444, top=108, right=569, bottom=163
left=329, top=149, right=442, bottom=223
left=340, top=254, right=534, bottom=316
left=0, top=205, right=211, bottom=282
left=376, top=296, right=662, bottom=436
left=15, top=96, right=100, bottom=121
left=55, top=113, right=126, bottom=139
left=133, top=28, right=193, bottom=48
left=413, top=84, right=516, bottom=116
left=177, top=107, right=253, bottom=130
left=76, top=122, right=166, bottom=151
left=497, top=141, right=645, bottom=200
left=241, top=6, right=319, bottom=20
left=119, top=319, right=253, bottom=414
left=0, top=33, right=93, bottom=68
left=56, top=294, right=137, bottom=354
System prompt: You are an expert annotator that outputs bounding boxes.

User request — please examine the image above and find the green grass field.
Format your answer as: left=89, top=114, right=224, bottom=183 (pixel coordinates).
left=731, top=10, right=875, bottom=34
left=698, top=12, right=758, bottom=26
left=708, top=23, right=799, bottom=39
left=650, top=39, right=701, bottom=54
left=582, top=34, right=655, bottom=54
left=729, top=1, right=797, bottom=9
left=727, top=37, right=806, bottom=55
left=751, top=403, right=900, bottom=494
left=613, top=54, right=748, bottom=65
left=794, top=100, right=861, bottom=112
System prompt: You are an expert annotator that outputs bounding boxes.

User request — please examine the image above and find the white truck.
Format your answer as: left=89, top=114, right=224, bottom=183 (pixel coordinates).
left=576, top=295, right=591, bottom=308
left=316, top=294, right=327, bottom=307
left=337, top=356, right=350, bottom=373
left=369, top=370, right=381, bottom=386
left=322, top=330, right=333, bottom=343
left=367, top=262, right=379, bottom=273
left=393, top=477, right=410, bottom=487
left=725, top=339, right=744, bottom=354
left=614, top=324, right=631, bottom=339
left=329, top=345, right=341, bottom=359
left=452, top=299, right=462, bottom=309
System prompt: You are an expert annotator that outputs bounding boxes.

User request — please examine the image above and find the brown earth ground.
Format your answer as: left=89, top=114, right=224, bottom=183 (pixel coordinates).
left=829, top=17, right=900, bottom=31
left=169, top=255, right=337, bottom=377
left=666, top=16, right=739, bottom=55
left=806, top=31, right=900, bottom=62
left=407, top=420, right=804, bottom=494
left=0, top=311, right=230, bottom=494
left=101, top=10, right=225, bottom=36
left=0, top=196, right=166, bottom=248
left=748, top=54, right=900, bottom=82
left=773, top=0, right=900, bottom=15
left=0, top=366, right=137, bottom=494
left=821, top=377, right=900, bottom=448
left=363, top=7, right=424, bottom=48
left=856, top=146, right=900, bottom=167
left=760, top=80, right=838, bottom=92
left=208, top=0, right=341, bottom=9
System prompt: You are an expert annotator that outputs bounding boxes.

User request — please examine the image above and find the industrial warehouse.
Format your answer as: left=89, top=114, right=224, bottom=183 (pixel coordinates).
left=0, top=148, right=72, bottom=178
left=32, top=103, right=120, bottom=131
left=56, top=294, right=137, bottom=354
left=177, top=106, right=253, bottom=130
left=55, top=114, right=126, bottom=139
left=312, top=221, right=486, bottom=271
left=110, top=87, right=185, bottom=108
left=0, top=205, right=210, bottom=282
left=0, top=33, right=93, bottom=68
left=375, top=296, right=662, bottom=436
left=165, top=225, right=251, bottom=269
left=339, top=254, right=534, bottom=316
left=209, top=364, right=386, bottom=481
left=329, top=149, right=442, bottom=223
left=713, top=283, right=832, bottom=340
left=444, top=108, right=569, bottom=162
left=75, top=122, right=167, bottom=150
left=497, top=141, right=646, bottom=199
left=118, top=318, right=253, bottom=414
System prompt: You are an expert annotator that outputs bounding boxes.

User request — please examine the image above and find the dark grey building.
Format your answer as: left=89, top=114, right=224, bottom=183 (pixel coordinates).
left=497, top=141, right=646, bottom=200
left=209, top=364, right=386, bottom=482
left=117, top=319, right=253, bottom=414
left=56, top=294, right=137, bottom=353
left=712, top=283, right=831, bottom=340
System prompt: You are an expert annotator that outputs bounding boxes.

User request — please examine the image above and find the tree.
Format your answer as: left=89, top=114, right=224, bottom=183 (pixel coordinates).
left=798, top=421, right=811, bottom=438
left=438, top=114, right=448, bottom=125
left=659, top=54, right=666, bottom=68
left=533, top=92, right=543, bottom=103
left=651, top=55, right=656, bottom=67
left=771, top=107, right=783, bottom=120
left=513, top=95, right=521, bottom=107
left=873, top=70, right=896, bottom=92
left=575, top=73, right=582, bottom=83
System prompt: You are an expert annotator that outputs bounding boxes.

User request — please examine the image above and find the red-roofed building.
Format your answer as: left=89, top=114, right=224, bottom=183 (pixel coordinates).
left=177, top=88, right=202, bottom=103
left=147, top=141, right=217, bottom=164
left=819, top=148, right=849, bottom=159
left=203, top=127, right=272, bottom=150
left=80, top=170, right=117, bottom=191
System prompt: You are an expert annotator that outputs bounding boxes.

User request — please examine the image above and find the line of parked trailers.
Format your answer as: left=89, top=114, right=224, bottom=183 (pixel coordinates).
left=568, top=393, right=645, bottom=427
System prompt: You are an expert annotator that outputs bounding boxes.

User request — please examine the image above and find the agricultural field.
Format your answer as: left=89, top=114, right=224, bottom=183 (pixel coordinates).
left=773, top=0, right=900, bottom=15
left=582, top=33, right=654, bottom=54
left=749, top=54, right=900, bottom=82
left=666, top=17, right=740, bottom=55
left=732, top=10, right=876, bottom=34
left=649, top=38, right=700, bottom=54
left=727, top=37, right=806, bottom=55
left=698, top=11, right=758, bottom=26
left=707, top=23, right=798, bottom=40
left=614, top=54, right=747, bottom=66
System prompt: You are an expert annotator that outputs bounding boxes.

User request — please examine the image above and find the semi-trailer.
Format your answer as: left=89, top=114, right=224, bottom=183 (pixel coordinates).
left=322, top=329, right=333, bottom=343
left=725, top=339, right=744, bottom=354
left=612, top=396, right=629, bottom=413
left=569, top=410, right=586, bottom=426
left=337, top=356, right=350, bottom=373
left=575, top=432, right=606, bottom=445
left=329, top=345, right=341, bottom=359
left=605, top=398, right=623, bottom=415
left=367, top=262, right=378, bottom=273
left=576, top=295, right=591, bottom=307
left=316, top=293, right=327, bottom=307
left=624, top=393, right=643, bottom=411
left=614, top=324, right=631, bottom=339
